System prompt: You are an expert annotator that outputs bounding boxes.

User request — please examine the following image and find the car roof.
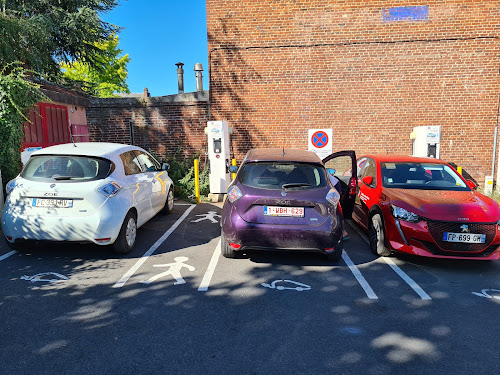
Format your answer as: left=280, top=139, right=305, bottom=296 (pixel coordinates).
left=360, top=154, right=448, bottom=164
left=244, top=148, right=323, bottom=164
left=31, top=142, right=142, bottom=158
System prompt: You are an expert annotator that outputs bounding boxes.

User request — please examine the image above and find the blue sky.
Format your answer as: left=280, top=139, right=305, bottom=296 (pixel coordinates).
left=102, top=0, right=208, bottom=96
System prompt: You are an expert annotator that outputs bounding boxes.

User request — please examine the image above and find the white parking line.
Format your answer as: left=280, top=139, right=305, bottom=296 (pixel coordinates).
left=0, top=251, right=16, bottom=262
left=342, top=251, right=378, bottom=299
left=198, top=238, right=221, bottom=292
left=382, top=257, right=432, bottom=300
left=113, top=205, right=196, bottom=288
left=346, top=220, right=432, bottom=300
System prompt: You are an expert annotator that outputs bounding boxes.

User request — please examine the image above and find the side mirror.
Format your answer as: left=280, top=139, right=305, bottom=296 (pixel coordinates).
left=229, top=166, right=238, bottom=174
left=162, top=163, right=170, bottom=171
left=326, top=168, right=336, bottom=176
left=362, top=176, right=373, bottom=186
left=467, top=179, right=477, bottom=190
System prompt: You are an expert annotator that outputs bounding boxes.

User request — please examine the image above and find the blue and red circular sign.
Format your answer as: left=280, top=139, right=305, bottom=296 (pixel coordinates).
left=311, top=131, right=329, bottom=149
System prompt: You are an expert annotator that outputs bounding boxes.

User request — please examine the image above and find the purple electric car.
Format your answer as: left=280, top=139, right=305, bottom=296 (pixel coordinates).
left=221, top=148, right=357, bottom=261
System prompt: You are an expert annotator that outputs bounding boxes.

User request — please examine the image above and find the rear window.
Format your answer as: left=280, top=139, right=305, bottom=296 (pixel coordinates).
left=21, top=155, right=113, bottom=183
left=238, top=162, right=327, bottom=190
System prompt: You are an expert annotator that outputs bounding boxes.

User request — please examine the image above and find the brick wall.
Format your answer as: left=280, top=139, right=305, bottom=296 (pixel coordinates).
left=87, top=92, right=209, bottom=160
left=207, top=0, right=500, bottom=184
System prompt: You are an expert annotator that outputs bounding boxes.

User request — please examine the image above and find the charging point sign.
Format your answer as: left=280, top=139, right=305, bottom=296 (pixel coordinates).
left=308, top=129, right=332, bottom=159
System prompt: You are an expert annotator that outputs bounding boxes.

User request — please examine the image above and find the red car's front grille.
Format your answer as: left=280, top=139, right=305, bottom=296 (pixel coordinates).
left=426, top=221, right=497, bottom=253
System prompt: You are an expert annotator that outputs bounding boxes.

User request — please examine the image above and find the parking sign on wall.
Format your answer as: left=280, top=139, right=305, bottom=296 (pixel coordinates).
left=308, top=129, right=332, bottom=159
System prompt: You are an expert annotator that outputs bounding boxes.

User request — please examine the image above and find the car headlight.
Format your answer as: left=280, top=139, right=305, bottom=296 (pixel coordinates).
left=326, top=188, right=340, bottom=206
left=98, top=182, right=121, bottom=198
left=6, top=179, right=16, bottom=195
left=391, top=204, right=420, bottom=223
left=227, top=186, right=243, bottom=203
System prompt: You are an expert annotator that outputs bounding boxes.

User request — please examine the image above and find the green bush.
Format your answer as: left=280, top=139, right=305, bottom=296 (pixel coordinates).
left=152, top=147, right=209, bottom=199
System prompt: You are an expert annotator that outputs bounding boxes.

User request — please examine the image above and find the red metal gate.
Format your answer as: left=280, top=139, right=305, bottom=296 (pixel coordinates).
left=22, top=103, right=71, bottom=149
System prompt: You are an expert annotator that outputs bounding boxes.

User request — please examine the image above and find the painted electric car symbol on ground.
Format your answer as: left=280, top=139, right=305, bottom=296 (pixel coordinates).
left=261, top=279, right=311, bottom=292
left=20, top=272, right=69, bottom=283
left=472, top=289, right=500, bottom=300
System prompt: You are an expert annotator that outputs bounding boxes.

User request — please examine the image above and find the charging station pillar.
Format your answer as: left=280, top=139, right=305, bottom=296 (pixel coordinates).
left=411, top=126, right=441, bottom=158
left=206, top=121, right=231, bottom=194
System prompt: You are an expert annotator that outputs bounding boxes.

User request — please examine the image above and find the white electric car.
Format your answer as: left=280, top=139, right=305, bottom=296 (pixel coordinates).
left=1, top=142, right=174, bottom=253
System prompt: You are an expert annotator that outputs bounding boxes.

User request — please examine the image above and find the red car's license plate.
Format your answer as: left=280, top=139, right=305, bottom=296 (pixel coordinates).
left=264, top=206, right=304, bottom=217
left=443, top=232, right=486, bottom=243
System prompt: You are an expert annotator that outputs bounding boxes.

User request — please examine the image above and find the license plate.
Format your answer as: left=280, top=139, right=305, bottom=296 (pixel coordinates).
left=264, top=206, right=304, bottom=217
left=443, top=232, right=486, bottom=243
left=32, top=198, right=73, bottom=208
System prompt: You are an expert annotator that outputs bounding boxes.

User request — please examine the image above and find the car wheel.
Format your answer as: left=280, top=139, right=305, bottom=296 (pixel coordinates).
left=327, top=237, right=343, bottom=262
left=161, top=187, right=174, bottom=215
left=221, top=231, right=236, bottom=258
left=113, top=211, right=137, bottom=254
left=369, top=213, right=391, bottom=257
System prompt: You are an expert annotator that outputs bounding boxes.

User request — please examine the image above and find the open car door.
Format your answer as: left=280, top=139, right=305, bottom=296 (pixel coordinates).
left=322, top=150, right=357, bottom=219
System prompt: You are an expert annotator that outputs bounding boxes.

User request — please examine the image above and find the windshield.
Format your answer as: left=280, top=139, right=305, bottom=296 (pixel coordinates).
left=238, top=162, right=327, bottom=190
left=381, top=162, right=470, bottom=191
left=21, top=155, right=113, bottom=183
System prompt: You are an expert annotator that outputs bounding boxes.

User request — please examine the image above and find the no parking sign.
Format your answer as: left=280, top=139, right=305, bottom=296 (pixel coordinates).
left=308, top=129, right=332, bottom=159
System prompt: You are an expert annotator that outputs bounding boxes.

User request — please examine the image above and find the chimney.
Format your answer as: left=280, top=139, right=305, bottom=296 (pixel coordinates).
left=194, top=63, right=204, bottom=92
left=175, top=62, right=184, bottom=94
left=143, top=88, right=150, bottom=98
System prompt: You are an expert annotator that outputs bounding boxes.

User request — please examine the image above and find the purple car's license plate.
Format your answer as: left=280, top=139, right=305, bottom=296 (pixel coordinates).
left=264, top=206, right=304, bottom=217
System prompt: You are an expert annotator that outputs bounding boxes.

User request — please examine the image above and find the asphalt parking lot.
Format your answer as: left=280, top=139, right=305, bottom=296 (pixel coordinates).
left=1, top=201, right=499, bottom=375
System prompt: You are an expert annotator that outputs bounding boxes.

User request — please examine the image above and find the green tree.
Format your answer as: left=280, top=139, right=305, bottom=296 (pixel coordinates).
left=60, top=35, right=130, bottom=97
left=0, top=0, right=120, bottom=79
left=0, top=64, right=47, bottom=188
left=0, top=1, right=121, bottom=189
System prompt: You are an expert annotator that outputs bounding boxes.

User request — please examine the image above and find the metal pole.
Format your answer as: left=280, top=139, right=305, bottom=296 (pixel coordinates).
left=491, top=124, right=498, bottom=177
left=176, top=62, right=184, bottom=94
left=231, top=158, right=237, bottom=180
left=493, top=94, right=500, bottom=191
left=194, top=63, right=204, bottom=92
left=194, top=159, right=200, bottom=204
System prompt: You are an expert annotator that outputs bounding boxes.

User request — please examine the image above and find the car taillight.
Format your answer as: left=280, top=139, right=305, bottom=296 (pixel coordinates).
left=349, top=177, right=356, bottom=196
left=98, top=182, right=121, bottom=198
left=6, top=179, right=16, bottom=195
left=227, top=186, right=243, bottom=203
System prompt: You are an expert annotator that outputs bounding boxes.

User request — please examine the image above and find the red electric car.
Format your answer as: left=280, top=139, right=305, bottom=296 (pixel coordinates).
left=352, top=155, right=500, bottom=260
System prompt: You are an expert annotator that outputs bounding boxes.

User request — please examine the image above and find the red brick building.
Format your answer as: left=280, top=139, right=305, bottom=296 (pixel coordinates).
left=206, top=0, right=500, bottom=185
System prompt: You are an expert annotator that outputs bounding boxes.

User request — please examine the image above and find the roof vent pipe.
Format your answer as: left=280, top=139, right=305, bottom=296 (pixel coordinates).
left=175, top=62, right=184, bottom=94
left=194, top=63, right=204, bottom=92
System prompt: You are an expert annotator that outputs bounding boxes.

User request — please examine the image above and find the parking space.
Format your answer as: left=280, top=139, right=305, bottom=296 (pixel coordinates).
left=1, top=201, right=499, bottom=374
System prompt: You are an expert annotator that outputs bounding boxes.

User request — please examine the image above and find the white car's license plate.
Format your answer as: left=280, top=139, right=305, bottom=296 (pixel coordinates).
left=264, top=206, right=304, bottom=217
left=443, top=232, right=485, bottom=243
left=32, top=198, right=73, bottom=208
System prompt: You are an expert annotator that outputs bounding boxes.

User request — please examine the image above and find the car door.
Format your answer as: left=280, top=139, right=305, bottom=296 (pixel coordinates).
left=135, top=150, right=169, bottom=213
left=322, top=150, right=357, bottom=219
left=352, top=157, right=378, bottom=230
left=119, top=150, right=153, bottom=226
